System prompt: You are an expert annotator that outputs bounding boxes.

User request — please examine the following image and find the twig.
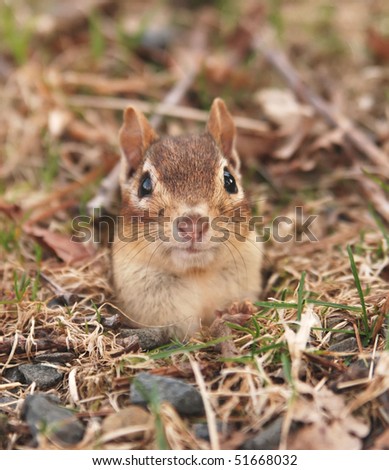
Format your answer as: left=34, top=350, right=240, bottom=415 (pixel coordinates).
left=39, top=271, right=78, bottom=300
left=86, top=163, right=121, bottom=216
left=303, top=352, right=346, bottom=373
left=369, top=295, right=389, bottom=346
left=188, top=356, right=220, bottom=450
left=253, top=36, right=387, bottom=168
left=0, top=335, right=68, bottom=356
left=352, top=322, right=364, bottom=355
left=67, top=95, right=269, bottom=135
left=25, top=161, right=115, bottom=212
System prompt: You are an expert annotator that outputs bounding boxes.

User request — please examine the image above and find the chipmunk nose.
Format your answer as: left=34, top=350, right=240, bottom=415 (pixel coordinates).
left=176, top=213, right=209, bottom=243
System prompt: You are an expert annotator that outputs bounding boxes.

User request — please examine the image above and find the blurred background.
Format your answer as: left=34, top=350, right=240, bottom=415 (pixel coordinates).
left=0, top=0, right=388, bottom=269
left=1, top=0, right=388, bottom=199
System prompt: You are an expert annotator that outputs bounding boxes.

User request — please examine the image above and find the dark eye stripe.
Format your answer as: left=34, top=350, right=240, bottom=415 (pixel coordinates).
left=224, top=168, right=238, bottom=194
left=139, top=172, right=152, bottom=198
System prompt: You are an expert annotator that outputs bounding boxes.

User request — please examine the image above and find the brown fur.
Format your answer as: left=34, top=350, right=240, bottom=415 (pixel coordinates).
left=112, top=98, right=262, bottom=340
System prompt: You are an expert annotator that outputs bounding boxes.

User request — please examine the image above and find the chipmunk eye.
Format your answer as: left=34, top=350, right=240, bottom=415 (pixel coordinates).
left=139, top=173, right=152, bottom=198
left=223, top=169, right=238, bottom=194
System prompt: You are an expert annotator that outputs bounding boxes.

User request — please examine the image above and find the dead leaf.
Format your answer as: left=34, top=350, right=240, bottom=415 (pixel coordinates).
left=274, top=114, right=314, bottom=159
left=367, top=28, right=389, bottom=62
left=287, top=421, right=364, bottom=450
left=308, top=128, right=344, bottom=154
left=287, top=386, right=369, bottom=449
left=23, top=225, right=95, bottom=264
left=210, top=301, right=258, bottom=358
left=0, top=200, right=21, bottom=219
left=370, top=428, right=389, bottom=450
left=255, top=88, right=312, bottom=127
left=101, top=406, right=154, bottom=440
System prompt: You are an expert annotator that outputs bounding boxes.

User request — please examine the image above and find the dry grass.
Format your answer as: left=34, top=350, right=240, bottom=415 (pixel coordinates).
left=1, top=0, right=389, bottom=450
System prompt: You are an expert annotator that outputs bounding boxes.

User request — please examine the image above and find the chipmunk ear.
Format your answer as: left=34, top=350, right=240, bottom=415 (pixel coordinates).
left=207, top=98, right=240, bottom=171
left=119, top=107, right=158, bottom=181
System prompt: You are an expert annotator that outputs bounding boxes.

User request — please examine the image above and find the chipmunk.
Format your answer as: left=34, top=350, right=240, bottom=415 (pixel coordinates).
left=112, top=98, right=262, bottom=341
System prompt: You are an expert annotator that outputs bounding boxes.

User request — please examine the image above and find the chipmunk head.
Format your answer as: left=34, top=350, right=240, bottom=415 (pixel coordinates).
left=118, top=98, right=250, bottom=273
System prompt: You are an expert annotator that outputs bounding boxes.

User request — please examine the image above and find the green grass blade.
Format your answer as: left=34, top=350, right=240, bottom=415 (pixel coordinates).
left=306, top=299, right=362, bottom=312
left=255, top=301, right=298, bottom=309
left=256, top=298, right=361, bottom=313
left=148, top=337, right=230, bottom=360
left=312, top=327, right=357, bottom=335
left=224, top=322, right=252, bottom=334
left=281, top=352, right=293, bottom=385
left=297, top=271, right=306, bottom=321
left=132, top=379, right=169, bottom=450
left=347, top=245, right=369, bottom=339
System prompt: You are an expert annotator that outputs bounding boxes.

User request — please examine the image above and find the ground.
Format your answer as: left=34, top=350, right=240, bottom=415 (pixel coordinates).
left=0, top=0, right=389, bottom=450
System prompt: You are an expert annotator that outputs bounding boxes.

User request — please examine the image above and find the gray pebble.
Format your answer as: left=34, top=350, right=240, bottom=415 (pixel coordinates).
left=240, top=417, right=283, bottom=450
left=328, top=337, right=358, bottom=353
left=22, top=394, right=85, bottom=446
left=0, top=397, right=18, bottom=410
left=47, top=294, right=78, bottom=309
left=193, top=421, right=233, bottom=441
left=18, top=364, right=63, bottom=389
left=120, top=328, right=170, bottom=350
left=130, top=372, right=204, bottom=416
left=140, top=27, right=175, bottom=50
left=3, top=367, right=24, bottom=383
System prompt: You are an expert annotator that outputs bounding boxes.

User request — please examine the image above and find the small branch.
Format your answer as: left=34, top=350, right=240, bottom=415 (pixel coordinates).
left=86, top=163, right=121, bottom=217
left=253, top=35, right=388, bottom=168
left=0, top=336, right=69, bottom=356
left=189, top=356, right=220, bottom=451
left=68, top=95, right=269, bottom=134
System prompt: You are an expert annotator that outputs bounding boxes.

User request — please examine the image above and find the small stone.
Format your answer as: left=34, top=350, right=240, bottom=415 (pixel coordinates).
left=130, top=373, right=204, bottom=416
left=102, top=406, right=153, bottom=440
left=330, top=359, right=372, bottom=392
left=22, top=394, right=85, bottom=446
left=101, top=314, right=122, bottom=329
left=47, top=294, right=78, bottom=309
left=0, top=397, right=18, bottom=410
left=120, top=328, right=170, bottom=350
left=18, top=364, right=63, bottom=389
left=328, top=337, right=358, bottom=353
left=240, top=417, right=283, bottom=450
left=3, top=367, right=24, bottom=383
left=34, top=352, right=75, bottom=365
left=140, top=27, right=175, bottom=50
left=0, top=413, right=9, bottom=449
left=347, top=359, right=371, bottom=377
left=193, top=422, right=233, bottom=441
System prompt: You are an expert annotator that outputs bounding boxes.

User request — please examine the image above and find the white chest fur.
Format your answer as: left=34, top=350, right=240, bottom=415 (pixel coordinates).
left=112, top=233, right=262, bottom=340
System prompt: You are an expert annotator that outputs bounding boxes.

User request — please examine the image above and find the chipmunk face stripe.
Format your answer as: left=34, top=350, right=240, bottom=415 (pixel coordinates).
left=146, top=134, right=219, bottom=205
left=113, top=98, right=262, bottom=340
